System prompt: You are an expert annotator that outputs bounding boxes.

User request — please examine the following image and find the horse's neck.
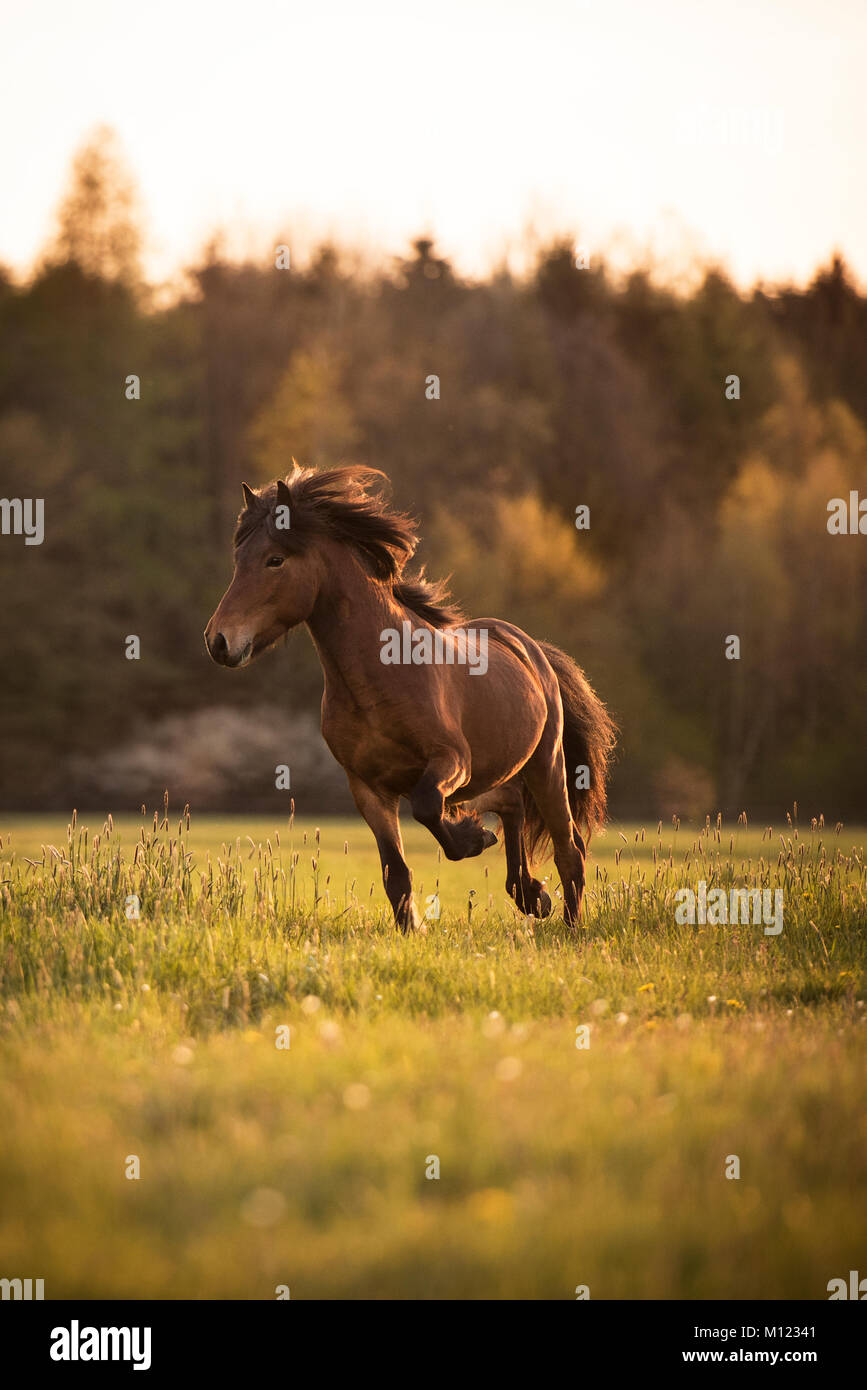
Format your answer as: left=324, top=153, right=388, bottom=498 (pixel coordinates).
left=306, top=555, right=404, bottom=709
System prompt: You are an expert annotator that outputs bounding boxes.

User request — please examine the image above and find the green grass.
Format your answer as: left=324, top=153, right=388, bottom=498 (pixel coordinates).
left=0, top=806, right=865, bottom=1299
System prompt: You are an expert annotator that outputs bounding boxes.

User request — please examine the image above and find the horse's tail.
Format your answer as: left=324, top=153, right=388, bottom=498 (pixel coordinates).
left=523, top=641, right=617, bottom=863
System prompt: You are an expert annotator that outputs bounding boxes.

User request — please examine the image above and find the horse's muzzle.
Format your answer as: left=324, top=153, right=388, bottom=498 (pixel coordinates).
left=205, top=630, right=252, bottom=668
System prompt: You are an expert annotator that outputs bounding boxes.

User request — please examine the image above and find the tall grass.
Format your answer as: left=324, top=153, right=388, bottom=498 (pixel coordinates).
left=0, top=806, right=864, bottom=1298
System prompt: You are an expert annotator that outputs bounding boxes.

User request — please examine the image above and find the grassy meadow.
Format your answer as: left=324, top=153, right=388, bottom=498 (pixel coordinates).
left=0, top=805, right=865, bottom=1299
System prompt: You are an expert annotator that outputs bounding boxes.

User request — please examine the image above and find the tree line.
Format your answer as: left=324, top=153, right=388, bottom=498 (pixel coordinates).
left=1, top=130, right=865, bottom=820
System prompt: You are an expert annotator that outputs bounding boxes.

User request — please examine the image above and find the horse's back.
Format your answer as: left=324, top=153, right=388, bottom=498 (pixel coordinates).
left=468, top=617, right=560, bottom=693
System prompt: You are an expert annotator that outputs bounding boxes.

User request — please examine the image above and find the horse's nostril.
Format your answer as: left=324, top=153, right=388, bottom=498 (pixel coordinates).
left=209, top=631, right=228, bottom=662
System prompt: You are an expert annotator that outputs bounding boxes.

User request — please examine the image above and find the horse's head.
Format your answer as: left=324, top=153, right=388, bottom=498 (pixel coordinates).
left=206, top=465, right=421, bottom=667
left=205, top=479, right=324, bottom=667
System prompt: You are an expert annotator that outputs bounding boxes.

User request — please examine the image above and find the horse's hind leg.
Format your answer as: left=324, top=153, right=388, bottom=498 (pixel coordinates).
left=469, top=782, right=551, bottom=917
left=513, top=829, right=552, bottom=918
left=521, top=739, right=586, bottom=927
left=347, top=774, right=418, bottom=932
left=409, top=752, right=497, bottom=861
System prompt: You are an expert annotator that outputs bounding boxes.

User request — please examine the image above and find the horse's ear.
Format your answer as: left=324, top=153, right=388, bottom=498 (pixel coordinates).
left=275, top=479, right=293, bottom=507
left=241, top=482, right=258, bottom=509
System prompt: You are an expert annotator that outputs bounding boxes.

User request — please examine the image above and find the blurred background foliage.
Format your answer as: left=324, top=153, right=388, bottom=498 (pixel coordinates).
left=1, top=130, right=865, bottom=819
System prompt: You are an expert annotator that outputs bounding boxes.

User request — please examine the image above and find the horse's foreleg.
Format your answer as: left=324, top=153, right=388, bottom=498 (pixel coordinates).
left=347, top=774, right=418, bottom=932
left=409, top=753, right=497, bottom=861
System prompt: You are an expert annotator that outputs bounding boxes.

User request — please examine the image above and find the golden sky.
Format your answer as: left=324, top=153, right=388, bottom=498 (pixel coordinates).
left=2, top=0, right=865, bottom=286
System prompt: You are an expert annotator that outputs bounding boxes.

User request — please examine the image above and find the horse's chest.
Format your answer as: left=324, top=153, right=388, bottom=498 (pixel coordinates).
left=321, top=705, right=419, bottom=787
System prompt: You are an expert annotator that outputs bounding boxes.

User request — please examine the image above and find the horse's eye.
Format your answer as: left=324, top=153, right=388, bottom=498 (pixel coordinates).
left=265, top=556, right=284, bottom=568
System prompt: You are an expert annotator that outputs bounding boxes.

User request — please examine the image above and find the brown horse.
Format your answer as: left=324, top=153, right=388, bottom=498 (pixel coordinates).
left=205, top=466, right=616, bottom=930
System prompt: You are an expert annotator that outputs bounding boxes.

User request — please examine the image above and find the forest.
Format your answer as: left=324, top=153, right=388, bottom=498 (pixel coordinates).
left=1, top=131, right=865, bottom=819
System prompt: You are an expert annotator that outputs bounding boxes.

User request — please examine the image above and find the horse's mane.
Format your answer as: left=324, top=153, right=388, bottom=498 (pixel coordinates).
left=234, top=465, right=465, bottom=627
